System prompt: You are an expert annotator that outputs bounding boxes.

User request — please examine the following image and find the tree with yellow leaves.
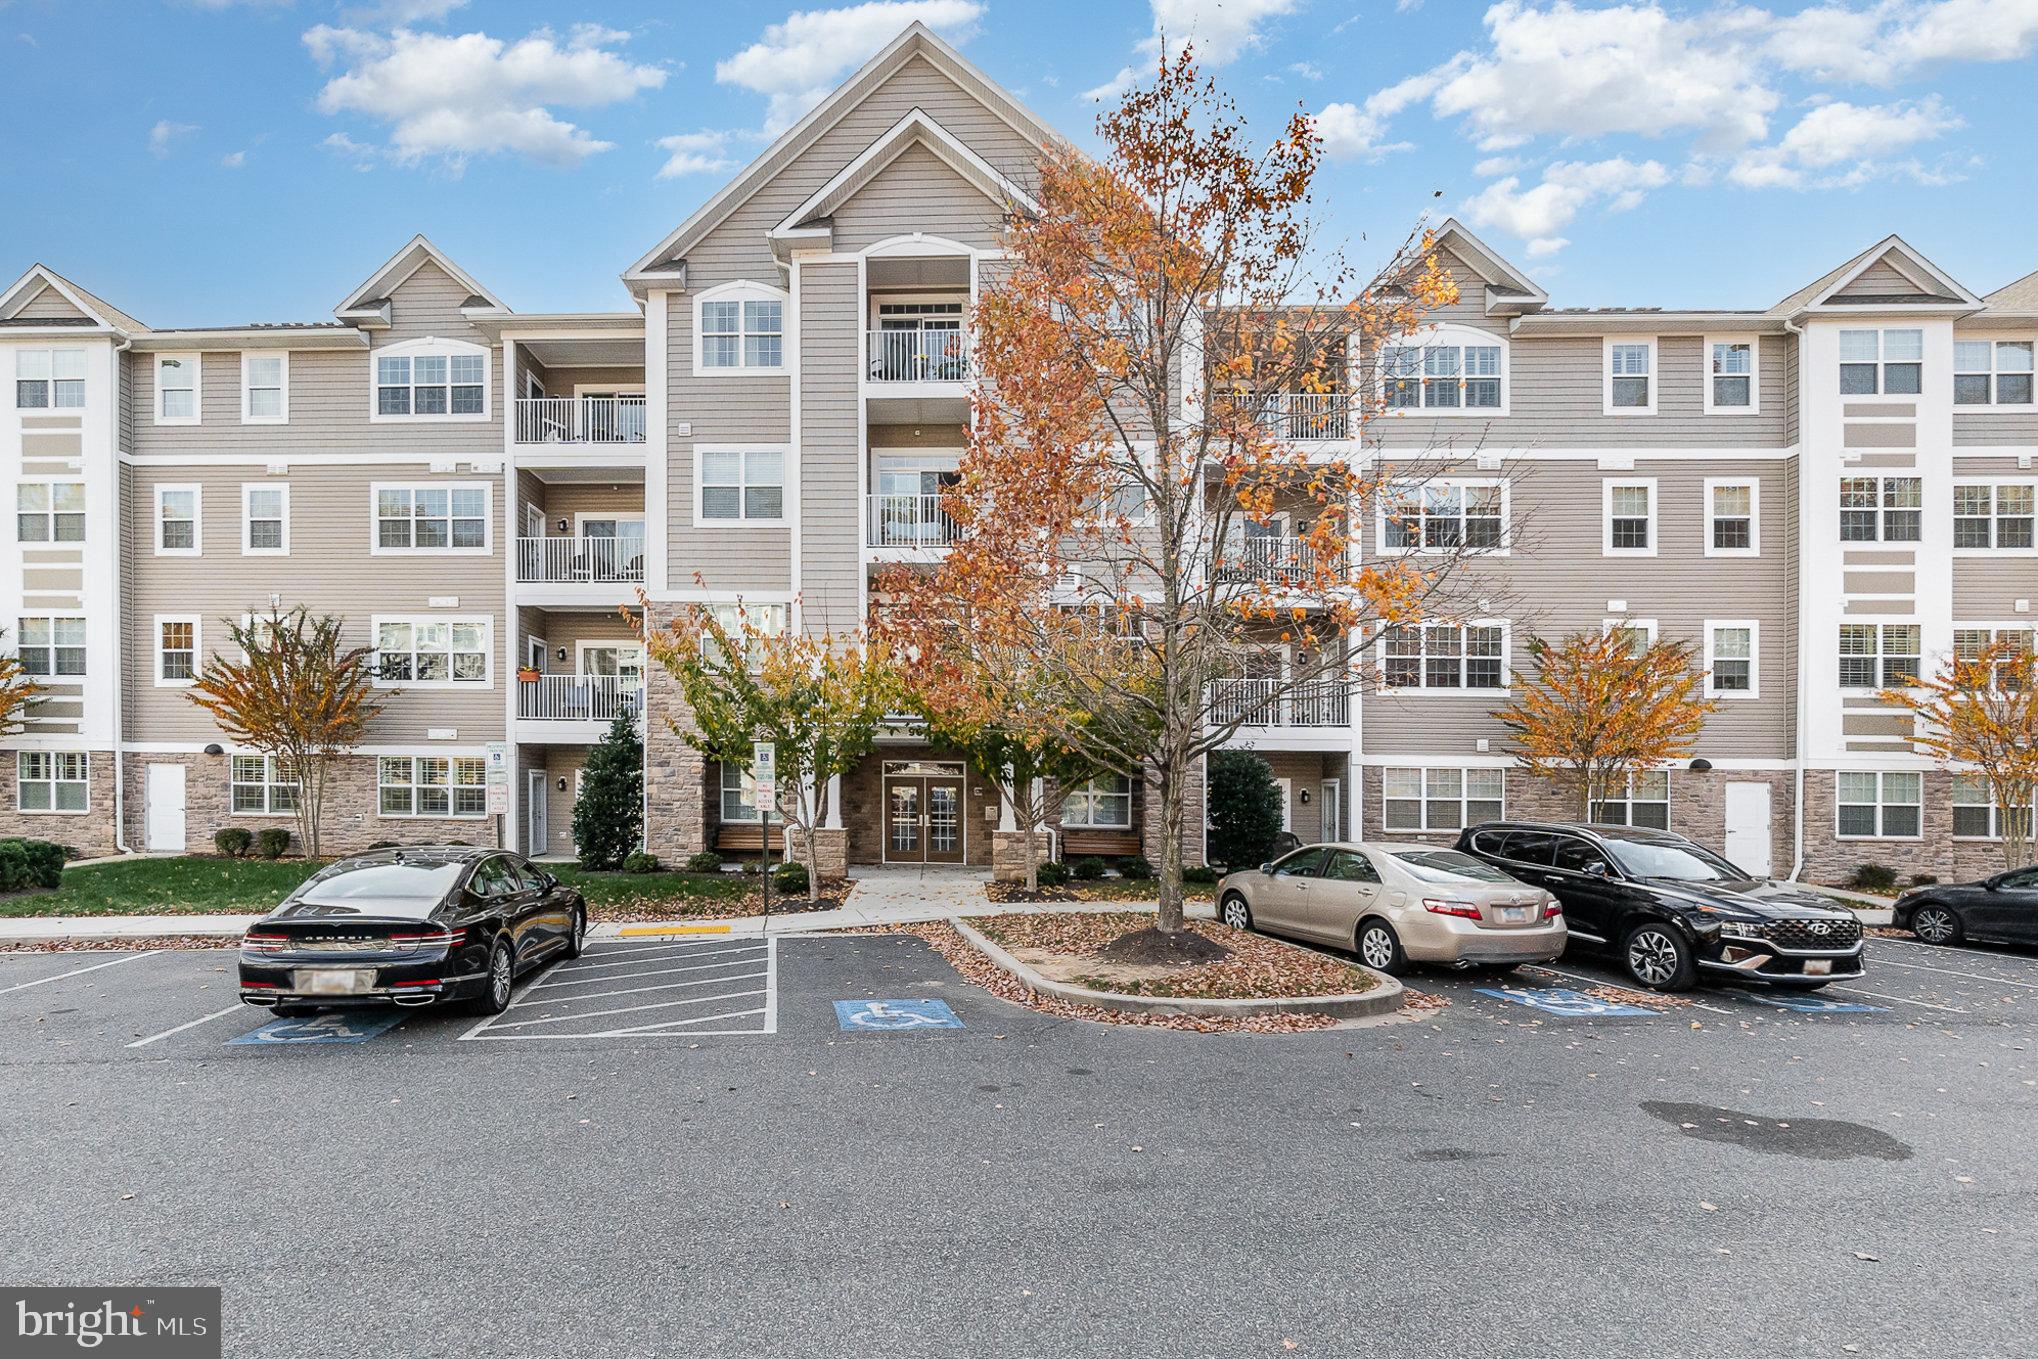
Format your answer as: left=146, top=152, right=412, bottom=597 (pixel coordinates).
left=0, top=629, right=43, bottom=738
left=1880, top=635, right=2038, bottom=868
left=1494, top=629, right=1716, bottom=821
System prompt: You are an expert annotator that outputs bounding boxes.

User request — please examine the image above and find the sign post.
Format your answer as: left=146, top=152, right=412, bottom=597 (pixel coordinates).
left=752, top=740, right=776, bottom=933
left=485, top=741, right=509, bottom=849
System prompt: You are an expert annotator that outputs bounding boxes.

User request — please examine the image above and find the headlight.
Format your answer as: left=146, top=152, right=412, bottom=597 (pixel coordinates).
left=1715, top=917, right=1767, bottom=937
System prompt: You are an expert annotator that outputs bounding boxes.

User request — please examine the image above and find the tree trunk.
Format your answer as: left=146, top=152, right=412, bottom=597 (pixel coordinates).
left=1155, top=754, right=1186, bottom=933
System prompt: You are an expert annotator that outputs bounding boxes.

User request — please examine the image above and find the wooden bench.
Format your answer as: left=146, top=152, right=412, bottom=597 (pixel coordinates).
left=714, top=824, right=785, bottom=853
left=1059, top=829, right=1141, bottom=858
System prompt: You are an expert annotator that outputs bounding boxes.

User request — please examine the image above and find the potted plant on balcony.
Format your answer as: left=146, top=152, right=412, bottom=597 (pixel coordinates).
left=516, top=664, right=542, bottom=684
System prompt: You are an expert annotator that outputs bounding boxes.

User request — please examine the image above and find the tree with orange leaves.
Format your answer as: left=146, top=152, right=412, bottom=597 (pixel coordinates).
left=880, top=47, right=1474, bottom=947
left=1880, top=636, right=2038, bottom=868
left=1493, top=629, right=1716, bottom=821
left=0, top=629, right=42, bottom=738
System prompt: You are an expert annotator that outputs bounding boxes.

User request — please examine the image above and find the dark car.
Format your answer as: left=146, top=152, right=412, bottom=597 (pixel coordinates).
left=1454, top=821, right=1865, bottom=991
left=239, top=847, right=586, bottom=1016
left=1894, top=866, right=2038, bottom=948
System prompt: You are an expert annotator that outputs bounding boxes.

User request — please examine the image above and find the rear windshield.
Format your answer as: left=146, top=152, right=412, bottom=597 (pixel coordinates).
left=1388, top=849, right=1513, bottom=884
left=287, top=861, right=467, bottom=918
left=1604, top=839, right=1745, bottom=882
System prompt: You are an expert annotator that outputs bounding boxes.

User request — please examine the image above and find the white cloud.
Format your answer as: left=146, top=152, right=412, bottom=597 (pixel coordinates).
left=304, top=22, right=666, bottom=168
left=717, top=1, right=984, bottom=134
left=1082, top=66, right=1137, bottom=103
left=149, top=120, right=198, bottom=158
left=1524, top=236, right=1568, bottom=259
left=1770, top=0, right=2038, bottom=83
left=341, top=0, right=468, bottom=23
left=1461, top=156, right=1669, bottom=242
left=655, top=130, right=737, bottom=179
left=1288, top=61, right=1322, bottom=80
left=321, top=131, right=379, bottom=170
left=1312, top=70, right=1439, bottom=159
left=1143, top=0, right=1298, bottom=66
left=220, top=150, right=248, bottom=168
left=1727, top=96, right=1965, bottom=188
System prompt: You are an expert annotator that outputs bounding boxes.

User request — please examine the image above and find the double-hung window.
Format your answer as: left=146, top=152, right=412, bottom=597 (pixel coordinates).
left=1382, top=339, right=1503, bottom=410
left=155, top=354, right=200, bottom=424
left=698, top=447, right=785, bottom=523
left=376, top=348, right=486, bottom=416
left=375, top=484, right=488, bottom=551
left=242, top=484, right=289, bottom=554
left=1706, top=479, right=1758, bottom=555
left=15, top=349, right=85, bottom=409
left=1839, top=329, right=1922, bottom=395
left=720, top=762, right=781, bottom=824
left=16, top=482, right=84, bottom=543
left=1604, top=481, right=1655, bottom=555
left=1706, top=622, right=1757, bottom=697
left=231, top=754, right=298, bottom=815
left=1707, top=340, right=1756, bottom=411
left=1953, top=340, right=2034, bottom=406
left=156, top=617, right=198, bottom=685
left=1382, top=481, right=1505, bottom=552
left=155, top=485, right=200, bottom=554
left=241, top=352, right=287, bottom=423
left=1591, top=771, right=1671, bottom=830
left=698, top=296, right=784, bottom=371
left=1839, top=477, right=1921, bottom=542
left=1838, top=623, right=1921, bottom=689
left=1953, top=482, right=2036, bottom=550
left=1605, top=340, right=1654, bottom=412
left=374, top=618, right=490, bottom=686
left=1382, top=623, right=1506, bottom=691
left=1953, top=626, right=2035, bottom=689
left=378, top=756, right=487, bottom=818
left=1061, top=775, right=1132, bottom=828
left=1382, top=767, right=1503, bottom=832
left=1836, top=772, right=1921, bottom=839
left=17, top=616, right=85, bottom=678
left=1953, top=774, right=2031, bottom=841
left=17, top=752, right=88, bottom=812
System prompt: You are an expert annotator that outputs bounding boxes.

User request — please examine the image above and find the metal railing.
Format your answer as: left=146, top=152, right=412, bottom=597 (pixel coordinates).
left=867, top=329, right=970, bottom=383
left=517, top=674, right=644, bottom=723
left=513, top=396, right=647, bottom=445
left=515, top=536, right=645, bottom=584
left=1250, top=392, right=1351, bottom=441
left=867, top=494, right=959, bottom=548
left=1207, top=678, right=1351, bottom=728
left=1211, top=534, right=1346, bottom=584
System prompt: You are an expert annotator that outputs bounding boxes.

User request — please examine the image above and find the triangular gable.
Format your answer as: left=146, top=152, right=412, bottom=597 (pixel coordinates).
left=1774, top=236, right=1982, bottom=315
left=0, top=264, right=146, bottom=333
left=336, top=235, right=509, bottom=326
left=626, top=22, right=1062, bottom=284
left=1429, top=219, right=1547, bottom=314
left=769, top=107, right=1038, bottom=254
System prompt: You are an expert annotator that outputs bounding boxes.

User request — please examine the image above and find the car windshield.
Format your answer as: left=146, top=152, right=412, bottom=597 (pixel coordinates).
left=288, top=860, right=467, bottom=918
left=1387, top=849, right=1513, bottom=884
left=1604, top=839, right=1745, bottom=882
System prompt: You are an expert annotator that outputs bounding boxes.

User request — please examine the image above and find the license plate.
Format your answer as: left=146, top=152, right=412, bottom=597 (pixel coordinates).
left=296, top=969, right=373, bottom=995
left=1497, top=907, right=1532, bottom=924
left=1805, top=959, right=1833, bottom=976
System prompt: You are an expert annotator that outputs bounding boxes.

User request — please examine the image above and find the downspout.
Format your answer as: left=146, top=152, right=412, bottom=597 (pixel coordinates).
left=110, top=331, right=133, bottom=854
left=1783, top=313, right=1806, bottom=881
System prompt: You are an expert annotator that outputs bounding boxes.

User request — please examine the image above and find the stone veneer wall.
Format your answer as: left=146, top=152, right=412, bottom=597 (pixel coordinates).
left=1800, top=769, right=2018, bottom=885
left=840, top=748, right=997, bottom=867
left=641, top=604, right=709, bottom=862
left=0, top=751, right=119, bottom=856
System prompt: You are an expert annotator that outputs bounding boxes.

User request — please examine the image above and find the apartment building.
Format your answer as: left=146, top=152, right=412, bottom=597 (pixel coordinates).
left=0, top=22, right=2032, bottom=882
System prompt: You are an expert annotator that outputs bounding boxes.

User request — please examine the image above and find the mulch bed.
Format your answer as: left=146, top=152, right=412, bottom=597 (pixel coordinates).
left=0, top=936, right=235, bottom=952
left=588, top=888, right=847, bottom=924
left=973, top=911, right=1379, bottom=1001
left=985, top=881, right=1219, bottom=904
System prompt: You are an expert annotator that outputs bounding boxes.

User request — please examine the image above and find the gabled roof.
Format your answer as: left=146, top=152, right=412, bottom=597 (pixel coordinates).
left=1428, top=219, right=1547, bottom=315
left=1985, top=267, right=2038, bottom=314
left=0, top=264, right=148, bottom=334
left=625, top=21, right=1063, bottom=286
left=335, top=235, right=509, bottom=327
left=1770, top=235, right=1983, bottom=317
left=768, top=106, right=1039, bottom=257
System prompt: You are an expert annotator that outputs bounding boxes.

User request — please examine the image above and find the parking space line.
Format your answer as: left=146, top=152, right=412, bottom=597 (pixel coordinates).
left=0, top=951, right=158, bottom=997
left=572, top=1007, right=770, bottom=1038
left=1865, top=957, right=2038, bottom=991
left=1825, top=985, right=1969, bottom=1014
left=126, top=1003, right=245, bottom=1049
left=480, top=984, right=769, bottom=1031
left=526, top=953, right=766, bottom=992
left=541, top=944, right=763, bottom=976
left=506, top=970, right=769, bottom=1010
left=459, top=937, right=776, bottom=1041
left=471, top=1007, right=769, bottom=1041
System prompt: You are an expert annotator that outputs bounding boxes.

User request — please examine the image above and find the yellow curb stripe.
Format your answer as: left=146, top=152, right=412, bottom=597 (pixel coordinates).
left=617, top=923, right=732, bottom=937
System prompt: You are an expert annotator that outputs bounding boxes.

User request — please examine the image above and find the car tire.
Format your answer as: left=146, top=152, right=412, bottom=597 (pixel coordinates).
left=1911, top=904, right=1961, bottom=946
left=472, top=940, right=515, bottom=1015
left=1468, top=963, right=1520, bottom=977
left=1218, top=892, right=1253, bottom=932
left=563, top=906, right=587, bottom=960
left=1356, top=919, right=1406, bottom=975
left=1622, top=923, right=1696, bottom=991
left=271, top=1004, right=315, bottom=1019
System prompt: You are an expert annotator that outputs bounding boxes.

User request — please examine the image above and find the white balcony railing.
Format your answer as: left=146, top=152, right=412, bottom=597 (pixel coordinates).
left=1212, top=534, right=1347, bottom=584
left=514, top=396, right=647, bottom=445
left=518, top=675, right=644, bottom=723
left=867, top=329, right=970, bottom=383
left=867, top=494, right=959, bottom=548
left=1207, top=678, right=1351, bottom=729
left=1252, top=392, right=1351, bottom=441
left=515, top=536, right=645, bottom=584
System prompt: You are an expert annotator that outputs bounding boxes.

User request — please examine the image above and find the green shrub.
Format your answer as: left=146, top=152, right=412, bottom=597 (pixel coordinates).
left=684, top=851, right=724, bottom=874
left=1847, top=862, right=1900, bottom=895
left=1205, top=750, right=1284, bottom=870
left=0, top=842, right=29, bottom=893
left=739, top=858, right=764, bottom=875
left=1909, top=873, right=1939, bottom=887
left=1071, top=856, right=1107, bottom=881
left=0, top=839, right=65, bottom=889
left=572, top=710, right=643, bottom=871
left=1183, top=865, right=1219, bottom=885
left=213, top=828, right=254, bottom=858
left=772, top=861, right=810, bottom=895
left=253, top=828, right=291, bottom=860
left=1119, top=855, right=1154, bottom=880
left=1035, top=860, right=1071, bottom=887
left=622, top=851, right=660, bottom=875
left=366, top=840, right=400, bottom=851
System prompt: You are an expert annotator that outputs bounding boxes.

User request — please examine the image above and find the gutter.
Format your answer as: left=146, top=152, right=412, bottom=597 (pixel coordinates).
left=110, top=330, right=133, bottom=855
left=1782, top=312, right=1806, bottom=882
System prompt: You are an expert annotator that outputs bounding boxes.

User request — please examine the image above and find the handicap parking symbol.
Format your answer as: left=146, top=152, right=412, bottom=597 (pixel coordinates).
left=1745, top=993, right=1886, bottom=1014
left=1476, top=985, right=1655, bottom=1018
left=833, top=999, right=962, bottom=1032
left=229, top=1010, right=409, bottom=1045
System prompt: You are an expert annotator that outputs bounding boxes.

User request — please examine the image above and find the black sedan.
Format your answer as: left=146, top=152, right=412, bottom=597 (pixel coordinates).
left=239, top=847, right=586, bottom=1016
left=1894, top=866, right=2038, bottom=948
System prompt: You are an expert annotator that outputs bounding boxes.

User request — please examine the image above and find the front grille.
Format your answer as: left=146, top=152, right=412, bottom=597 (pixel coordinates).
left=1769, top=918, right=1861, bottom=950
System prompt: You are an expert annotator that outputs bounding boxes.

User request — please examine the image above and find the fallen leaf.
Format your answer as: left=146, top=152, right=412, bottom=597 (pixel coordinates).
left=1853, top=1252, right=1880, bottom=1263
left=1700, top=1202, right=1717, bottom=1212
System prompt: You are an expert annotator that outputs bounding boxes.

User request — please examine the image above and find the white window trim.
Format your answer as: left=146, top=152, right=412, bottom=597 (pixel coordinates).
left=15, top=750, right=90, bottom=815
left=692, top=280, right=791, bottom=378
left=1703, top=476, right=1761, bottom=558
left=1838, top=619, right=1923, bottom=692
left=1950, top=477, right=2038, bottom=557
left=1603, top=336, right=1657, bottom=417
left=154, top=483, right=202, bottom=556
left=154, top=614, right=201, bottom=689
left=1374, top=476, right=1512, bottom=557
left=13, top=348, right=87, bottom=411
left=370, top=614, right=494, bottom=690
left=15, top=479, right=86, bottom=546
left=1376, top=617, right=1513, bottom=697
left=229, top=752, right=298, bottom=819
left=1834, top=771, right=1924, bottom=842
left=1060, top=773, right=1134, bottom=829
left=1953, top=336, right=2037, bottom=408
left=1602, top=617, right=1660, bottom=649
left=1702, top=335, right=1761, bottom=416
left=154, top=353, right=201, bottom=426
left=240, top=351, right=289, bottom=425
left=575, top=640, right=647, bottom=679
left=1838, top=327, right=1925, bottom=402
left=1378, top=324, right=1511, bottom=417
left=241, top=482, right=290, bottom=555
left=1591, top=771, right=1673, bottom=828
left=1380, top=766, right=1506, bottom=832
left=367, top=336, right=493, bottom=424
left=17, top=613, right=88, bottom=682
left=376, top=754, right=489, bottom=820
left=1704, top=619, right=1761, bottom=700
left=1602, top=478, right=1659, bottom=557
left=368, top=481, right=494, bottom=556
left=1950, top=772, right=2026, bottom=842
left=693, top=443, right=790, bottom=528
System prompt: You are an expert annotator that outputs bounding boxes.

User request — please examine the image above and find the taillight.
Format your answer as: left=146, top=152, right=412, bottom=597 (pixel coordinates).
left=388, top=928, right=465, bottom=949
left=241, top=931, right=290, bottom=954
left=1542, top=900, right=1563, bottom=919
left=1422, top=898, right=1482, bottom=920
left=388, top=978, right=443, bottom=988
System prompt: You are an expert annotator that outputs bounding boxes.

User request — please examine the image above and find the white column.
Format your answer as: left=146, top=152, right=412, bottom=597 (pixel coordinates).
left=999, top=766, right=1018, bottom=831
left=825, top=773, right=844, bottom=831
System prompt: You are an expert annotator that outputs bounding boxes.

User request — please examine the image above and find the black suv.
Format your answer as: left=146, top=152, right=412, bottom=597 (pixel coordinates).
left=1454, top=821, right=1865, bottom=991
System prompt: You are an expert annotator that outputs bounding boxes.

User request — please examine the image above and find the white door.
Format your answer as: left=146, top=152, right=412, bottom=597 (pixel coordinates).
left=527, top=770, right=549, bottom=857
left=1723, top=782, right=1772, bottom=878
left=1320, top=778, right=1343, bottom=842
left=145, top=764, right=187, bottom=852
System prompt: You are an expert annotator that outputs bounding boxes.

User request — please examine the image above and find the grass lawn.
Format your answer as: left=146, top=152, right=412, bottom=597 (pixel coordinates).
left=0, top=856, right=833, bottom=921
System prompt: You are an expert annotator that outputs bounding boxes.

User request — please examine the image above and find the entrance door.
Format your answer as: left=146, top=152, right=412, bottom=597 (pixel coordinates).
left=882, top=761, right=968, bottom=864
left=527, top=770, right=549, bottom=857
left=1723, top=782, right=1773, bottom=878
left=145, top=764, right=187, bottom=852
left=1319, top=778, right=1343, bottom=842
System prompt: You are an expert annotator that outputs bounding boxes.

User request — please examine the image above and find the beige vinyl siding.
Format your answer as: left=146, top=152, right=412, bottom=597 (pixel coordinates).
left=1951, top=329, right=2038, bottom=449
left=1953, top=559, right=2038, bottom=618
left=379, top=261, right=485, bottom=344
left=868, top=422, right=966, bottom=449
left=533, top=481, right=646, bottom=527
left=830, top=142, right=1007, bottom=252
left=797, top=261, right=863, bottom=635
left=15, top=285, right=88, bottom=320
left=122, top=463, right=507, bottom=744
left=1833, top=256, right=1928, bottom=298
left=527, top=609, right=644, bottom=674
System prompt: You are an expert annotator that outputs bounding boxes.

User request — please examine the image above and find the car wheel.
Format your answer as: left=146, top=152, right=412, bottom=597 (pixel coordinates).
left=1623, top=923, right=1696, bottom=991
left=270, top=1004, right=315, bottom=1019
left=563, top=906, right=587, bottom=960
left=473, top=941, right=515, bottom=1015
left=1468, top=963, right=1519, bottom=977
left=1356, top=919, right=1406, bottom=975
left=1218, top=892, right=1253, bottom=932
left=1911, top=904, right=1961, bottom=946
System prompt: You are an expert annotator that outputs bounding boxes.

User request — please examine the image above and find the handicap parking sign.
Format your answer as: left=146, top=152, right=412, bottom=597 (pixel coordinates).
left=833, top=999, right=962, bottom=1031
left=229, top=1011, right=409, bottom=1045
left=1475, top=985, right=1656, bottom=1018
left=1746, top=992, right=1886, bottom=1014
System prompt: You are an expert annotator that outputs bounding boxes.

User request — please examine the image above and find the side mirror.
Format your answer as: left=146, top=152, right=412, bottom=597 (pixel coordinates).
left=1259, top=863, right=1273, bottom=875
left=541, top=873, right=559, bottom=891
left=1583, top=860, right=1609, bottom=877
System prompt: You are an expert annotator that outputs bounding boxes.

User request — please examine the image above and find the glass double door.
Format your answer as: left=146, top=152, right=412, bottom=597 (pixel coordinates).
left=884, top=765, right=967, bottom=864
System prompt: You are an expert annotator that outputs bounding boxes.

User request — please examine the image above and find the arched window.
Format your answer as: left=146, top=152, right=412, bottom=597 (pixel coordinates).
left=371, top=336, right=491, bottom=421
left=693, top=280, right=788, bottom=376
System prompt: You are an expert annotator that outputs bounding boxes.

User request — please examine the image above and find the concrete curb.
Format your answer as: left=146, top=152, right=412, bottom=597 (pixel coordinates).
left=0, top=914, right=260, bottom=944
left=949, top=917, right=1404, bottom=1020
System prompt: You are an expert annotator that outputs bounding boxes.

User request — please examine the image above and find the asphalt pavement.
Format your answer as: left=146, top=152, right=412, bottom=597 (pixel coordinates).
left=2, top=929, right=2033, bottom=1358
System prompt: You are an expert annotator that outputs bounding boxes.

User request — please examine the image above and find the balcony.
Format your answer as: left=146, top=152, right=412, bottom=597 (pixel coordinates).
left=1207, top=678, right=1351, bottom=730
left=516, top=536, right=645, bottom=585
left=517, top=675, right=643, bottom=740
left=866, top=494, right=959, bottom=551
left=514, top=396, right=647, bottom=446
left=867, top=329, right=970, bottom=383
left=1212, top=535, right=1346, bottom=586
left=1251, top=392, right=1351, bottom=441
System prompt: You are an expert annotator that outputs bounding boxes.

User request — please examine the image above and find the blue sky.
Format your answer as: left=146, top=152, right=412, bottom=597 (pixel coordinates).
left=2, top=0, right=2035, bottom=326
